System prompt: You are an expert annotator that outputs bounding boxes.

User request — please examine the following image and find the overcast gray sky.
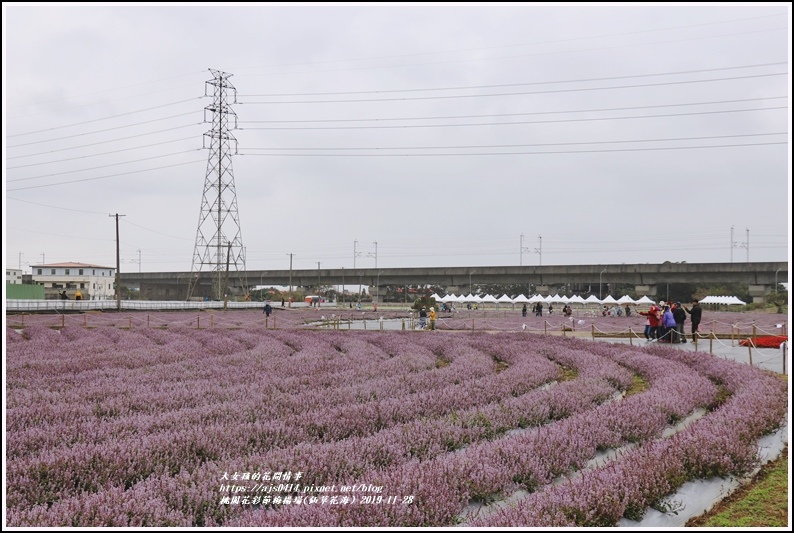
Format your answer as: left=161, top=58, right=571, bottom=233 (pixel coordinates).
left=3, top=3, right=791, bottom=274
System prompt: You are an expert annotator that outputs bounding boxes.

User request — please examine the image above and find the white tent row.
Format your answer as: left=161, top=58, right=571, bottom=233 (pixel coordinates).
left=431, top=293, right=644, bottom=305
left=699, top=295, right=746, bottom=305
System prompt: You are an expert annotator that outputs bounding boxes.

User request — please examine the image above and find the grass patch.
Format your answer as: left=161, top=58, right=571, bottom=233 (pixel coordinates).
left=624, top=374, right=649, bottom=397
left=560, top=365, right=578, bottom=381
left=687, top=447, right=788, bottom=527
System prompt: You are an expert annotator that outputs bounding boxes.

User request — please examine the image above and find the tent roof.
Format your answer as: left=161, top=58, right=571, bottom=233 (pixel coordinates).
left=497, top=294, right=514, bottom=303
left=635, top=295, right=655, bottom=304
left=584, top=295, right=602, bottom=303
left=481, top=294, right=499, bottom=303
left=512, top=294, right=530, bottom=303
left=601, top=295, right=618, bottom=304
left=700, top=295, right=746, bottom=305
left=616, top=295, right=636, bottom=304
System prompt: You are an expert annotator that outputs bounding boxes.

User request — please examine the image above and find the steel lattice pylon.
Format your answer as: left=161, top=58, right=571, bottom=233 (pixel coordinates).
left=188, top=69, right=247, bottom=301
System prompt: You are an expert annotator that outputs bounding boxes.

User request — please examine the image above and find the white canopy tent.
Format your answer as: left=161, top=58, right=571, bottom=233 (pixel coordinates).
left=616, top=295, right=636, bottom=305
left=497, top=294, right=514, bottom=304
left=601, top=295, right=618, bottom=305
left=568, top=295, right=586, bottom=306
left=513, top=294, right=530, bottom=303
left=635, top=295, right=655, bottom=305
left=699, top=295, right=746, bottom=305
left=584, top=295, right=602, bottom=305
left=528, top=294, right=545, bottom=303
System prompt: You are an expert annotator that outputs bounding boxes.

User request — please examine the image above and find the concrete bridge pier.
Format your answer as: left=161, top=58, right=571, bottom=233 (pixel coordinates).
left=634, top=285, right=658, bottom=297
left=748, top=285, right=771, bottom=304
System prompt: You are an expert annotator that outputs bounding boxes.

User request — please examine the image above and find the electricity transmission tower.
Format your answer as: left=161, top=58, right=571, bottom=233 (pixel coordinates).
left=188, top=69, right=247, bottom=301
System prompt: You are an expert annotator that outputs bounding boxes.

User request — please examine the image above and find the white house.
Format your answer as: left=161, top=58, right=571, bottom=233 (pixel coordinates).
left=31, top=262, right=115, bottom=300
left=6, top=268, right=23, bottom=284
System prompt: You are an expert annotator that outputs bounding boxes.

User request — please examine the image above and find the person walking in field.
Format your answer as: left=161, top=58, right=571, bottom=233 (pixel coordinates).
left=428, top=307, right=437, bottom=331
left=263, top=302, right=272, bottom=317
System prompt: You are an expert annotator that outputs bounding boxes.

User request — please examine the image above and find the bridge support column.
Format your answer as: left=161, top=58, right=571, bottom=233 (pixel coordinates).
left=635, top=285, right=658, bottom=297
left=536, top=285, right=555, bottom=296
left=748, top=285, right=771, bottom=304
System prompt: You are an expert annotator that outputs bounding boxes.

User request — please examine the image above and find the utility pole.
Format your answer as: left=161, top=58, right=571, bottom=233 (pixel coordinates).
left=535, top=235, right=542, bottom=267
left=109, top=213, right=125, bottom=311
left=287, top=253, right=293, bottom=306
left=317, top=262, right=321, bottom=297
left=354, top=240, right=362, bottom=269
left=136, top=249, right=141, bottom=273
left=520, top=234, right=531, bottom=266
left=368, top=241, right=378, bottom=269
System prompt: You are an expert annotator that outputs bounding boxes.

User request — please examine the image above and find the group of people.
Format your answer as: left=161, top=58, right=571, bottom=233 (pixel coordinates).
left=639, top=299, right=702, bottom=343
left=602, top=305, right=632, bottom=317
left=418, top=306, right=437, bottom=330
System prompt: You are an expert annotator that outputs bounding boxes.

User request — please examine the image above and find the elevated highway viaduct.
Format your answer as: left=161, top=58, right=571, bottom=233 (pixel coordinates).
left=122, top=261, right=787, bottom=303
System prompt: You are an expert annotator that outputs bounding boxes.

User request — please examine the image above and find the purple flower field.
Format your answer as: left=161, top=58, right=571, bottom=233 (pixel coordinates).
left=5, top=324, right=788, bottom=526
left=5, top=307, right=788, bottom=337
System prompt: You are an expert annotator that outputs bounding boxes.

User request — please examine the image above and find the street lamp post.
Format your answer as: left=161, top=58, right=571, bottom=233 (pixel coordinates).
left=376, top=270, right=384, bottom=304
left=368, top=241, right=378, bottom=269
left=599, top=268, right=607, bottom=299
left=259, top=272, right=268, bottom=300
left=354, top=240, right=361, bottom=269
left=535, top=235, right=542, bottom=266
left=520, top=234, right=531, bottom=266
left=470, top=269, right=477, bottom=295
left=287, top=253, right=293, bottom=306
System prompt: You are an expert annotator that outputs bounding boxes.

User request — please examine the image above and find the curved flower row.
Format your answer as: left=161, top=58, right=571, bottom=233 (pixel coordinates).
left=222, top=340, right=722, bottom=526
left=6, top=328, right=786, bottom=526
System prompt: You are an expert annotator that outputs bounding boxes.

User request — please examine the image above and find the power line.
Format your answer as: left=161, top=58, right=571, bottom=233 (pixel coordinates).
left=6, top=159, right=206, bottom=191
left=230, top=13, right=786, bottom=72
left=6, top=123, right=203, bottom=160
left=240, top=107, right=788, bottom=131
left=234, top=27, right=787, bottom=80
left=240, top=132, right=787, bottom=152
left=7, top=136, right=198, bottom=169
left=7, top=71, right=205, bottom=112
left=238, top=72, right=787, bottom=104
left=238, top=96, right=788, bottom=124
left=7, top=98, right=202, bottom=138
left=5, top=196, right=111, bottom=215
left=240, top=62, right=787, bottom=97
left=240, top=141, right=787, bottom=157
left=7, top=112, right=199, bottom=148
left=7, top=150, right=202, bottom=183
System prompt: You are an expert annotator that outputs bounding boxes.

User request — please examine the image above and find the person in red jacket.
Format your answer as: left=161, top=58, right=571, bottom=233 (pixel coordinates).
left=639, top=305, right=661, bottom=342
